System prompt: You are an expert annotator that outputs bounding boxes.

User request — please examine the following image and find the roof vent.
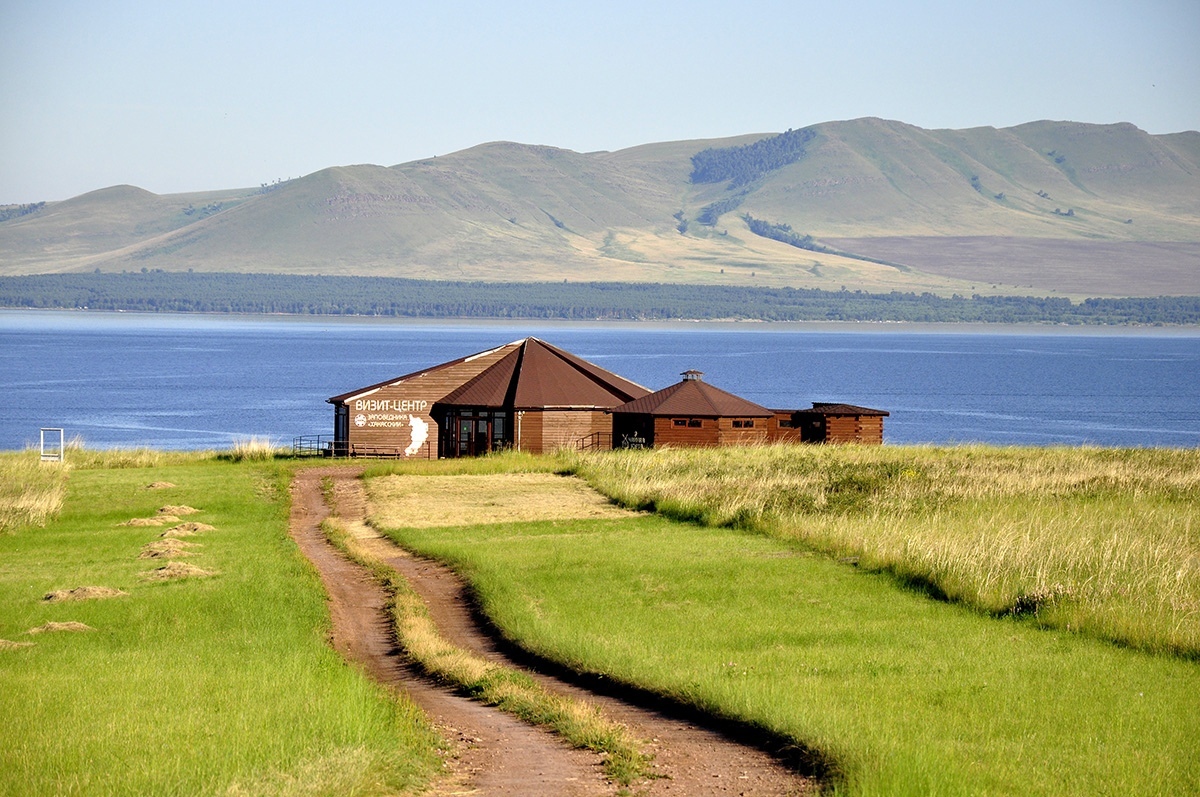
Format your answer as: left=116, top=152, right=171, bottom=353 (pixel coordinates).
left=681, top=369, right=704, bottom=382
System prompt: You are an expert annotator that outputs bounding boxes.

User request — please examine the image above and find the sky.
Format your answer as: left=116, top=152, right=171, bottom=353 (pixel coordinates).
left=1, top=0, right=1198, bottom=205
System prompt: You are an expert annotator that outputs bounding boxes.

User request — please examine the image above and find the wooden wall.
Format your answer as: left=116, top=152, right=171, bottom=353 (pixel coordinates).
left=516, top=410, right=612, bottom=453
left=652, top=417, right=721, bottom=447
left=715, top=417, right=769, bottom=446
left=767, top=412, right=806, bottom=444
left=825, top=415, right=885, bottom=444
left=339, top=348, right=511, bottom=458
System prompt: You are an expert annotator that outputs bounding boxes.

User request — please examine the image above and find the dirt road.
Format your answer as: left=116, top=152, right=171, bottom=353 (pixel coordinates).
left=290, top=466, right=815, bottom=796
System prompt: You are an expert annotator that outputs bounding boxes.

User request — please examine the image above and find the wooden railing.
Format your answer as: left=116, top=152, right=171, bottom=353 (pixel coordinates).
left=575, top=432, right=612, bottom=451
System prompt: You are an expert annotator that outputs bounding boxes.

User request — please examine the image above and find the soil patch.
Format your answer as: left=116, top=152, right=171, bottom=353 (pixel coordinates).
left=43, top=586, right=128, bottom=602
left=146, top=481, right=176, bottom=489
left=369, top=473, right=637, bottom=530
left=27, top=621, right=94, bottom=634
left=141, top=562, right=215, bottom=581
left=139, top=539, right=201, bottom=559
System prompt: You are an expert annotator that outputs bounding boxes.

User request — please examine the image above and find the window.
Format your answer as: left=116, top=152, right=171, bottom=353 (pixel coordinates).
left=778, top=419, right=795, bottom=428
left=688, top=419, right=702, bottom=428
left=732, top=419, right=755, bottom=429
left=673, top=419, right=687, bottom=427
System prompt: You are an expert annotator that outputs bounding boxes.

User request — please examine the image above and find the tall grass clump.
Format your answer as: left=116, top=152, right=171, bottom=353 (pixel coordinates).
left=224, top=436, right=279, bottom=462
left=0, top=452, right=68, bottom=533
left=564, top=444, right=1200, bottom=656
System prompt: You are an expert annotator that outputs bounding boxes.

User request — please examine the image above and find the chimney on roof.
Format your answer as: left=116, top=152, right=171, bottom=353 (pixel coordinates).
left=681, top=370, right=704, bottom=382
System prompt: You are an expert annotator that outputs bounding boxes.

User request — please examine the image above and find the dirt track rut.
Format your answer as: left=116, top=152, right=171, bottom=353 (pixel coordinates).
left=290, top=466, right=814, bottom=796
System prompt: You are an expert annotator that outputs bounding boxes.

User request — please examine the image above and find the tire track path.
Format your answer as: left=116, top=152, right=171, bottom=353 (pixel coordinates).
left=291, top=465, right=815, bottom=796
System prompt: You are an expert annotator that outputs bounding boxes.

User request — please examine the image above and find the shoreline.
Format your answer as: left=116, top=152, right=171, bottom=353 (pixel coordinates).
left=3, top=307, right=1199, bottom=336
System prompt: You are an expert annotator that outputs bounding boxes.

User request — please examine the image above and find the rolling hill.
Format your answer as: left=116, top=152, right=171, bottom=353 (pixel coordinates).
left=2, top=118, right=1198, bottom=297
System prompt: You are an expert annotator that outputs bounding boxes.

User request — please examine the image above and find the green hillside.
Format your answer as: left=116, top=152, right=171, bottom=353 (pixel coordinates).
left=2, top=119, right=1197, bottom=297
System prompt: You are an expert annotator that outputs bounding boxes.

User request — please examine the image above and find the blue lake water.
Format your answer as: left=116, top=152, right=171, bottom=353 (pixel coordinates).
left=2, top=310, right=1198, bottom=450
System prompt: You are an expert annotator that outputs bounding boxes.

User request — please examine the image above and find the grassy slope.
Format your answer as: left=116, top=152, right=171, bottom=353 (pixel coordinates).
left=2, top=119, right=1196, bottom=296
left=0, top=453, right=441, bottom=796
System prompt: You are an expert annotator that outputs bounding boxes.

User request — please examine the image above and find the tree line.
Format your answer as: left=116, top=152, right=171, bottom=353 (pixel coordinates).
left=1, top=271, right=1197, bottom=325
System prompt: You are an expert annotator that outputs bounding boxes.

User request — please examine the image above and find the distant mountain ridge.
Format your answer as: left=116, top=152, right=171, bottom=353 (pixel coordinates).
left=2, top=118, right=1198, bottom=297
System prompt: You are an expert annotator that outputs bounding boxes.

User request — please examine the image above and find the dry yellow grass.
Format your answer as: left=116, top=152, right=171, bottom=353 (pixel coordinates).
left=43, top=586, right=128, bottom=602
left=0, top=453, right=68, bottom=533
left=139, top=539, right=201, bottom=559
left=27, top=621, right=94, bottom=634
left=158, top=505, right=200, bottom=516
left=140, top=562, right=216, bottom=581
left=367, top=473, right=636, bottom=529
left=0, top=639, right=36, bottom=650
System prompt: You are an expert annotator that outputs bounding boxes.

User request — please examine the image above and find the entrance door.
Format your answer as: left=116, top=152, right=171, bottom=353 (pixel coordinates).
left=457, top=416, right=493, bottom=456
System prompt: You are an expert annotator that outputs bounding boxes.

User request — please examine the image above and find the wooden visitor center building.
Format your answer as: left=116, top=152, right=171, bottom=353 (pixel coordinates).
left=325, top=338, right=887, bottom=458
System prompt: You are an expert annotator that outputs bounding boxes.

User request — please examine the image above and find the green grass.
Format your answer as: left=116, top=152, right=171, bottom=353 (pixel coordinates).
left=375, top=508, right=1200, bottom=796
left=566, top=445, right=1200, bottom=657
left=0, top=455, right=442, bottom=796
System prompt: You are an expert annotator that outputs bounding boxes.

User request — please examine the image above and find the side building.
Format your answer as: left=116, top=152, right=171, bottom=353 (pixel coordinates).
left=770, top=403, right=890, bottom=445
left=610, top=370, right=774, bottom=448
left=327, top=338, right=648, bottom=458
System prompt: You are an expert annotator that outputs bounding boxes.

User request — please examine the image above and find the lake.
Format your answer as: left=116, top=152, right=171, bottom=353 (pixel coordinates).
left=2, top=310, right=1198, bottom=450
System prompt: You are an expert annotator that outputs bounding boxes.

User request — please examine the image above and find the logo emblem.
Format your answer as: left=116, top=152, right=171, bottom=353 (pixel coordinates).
left=354, top=414, right=367, bottom=427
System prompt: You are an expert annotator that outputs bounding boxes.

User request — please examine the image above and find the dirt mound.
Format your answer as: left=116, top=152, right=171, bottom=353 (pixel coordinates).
left=146, top=481, right=176, bottom=489
left=119, top=515, right=181, bottom=527
left=43, top=586, right=128, bottom=602
left=139, top=539, right=201, bottom=559
left=158, top=505, right=200, bottom=516
left=160, top=522, right=215, bottom=538
left=1, top=639, right=35, bottom=650
left=27, top=621, right=94, bottom=634
left=142, top=561, right=216, bottom=581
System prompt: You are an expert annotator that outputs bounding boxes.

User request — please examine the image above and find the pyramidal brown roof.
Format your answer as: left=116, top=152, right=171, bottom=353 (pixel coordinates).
left=611, top=374, right=773, bottom=417
left=438, top=338, right=650, bottom=409
left=327, top=340, right=519, bottom=404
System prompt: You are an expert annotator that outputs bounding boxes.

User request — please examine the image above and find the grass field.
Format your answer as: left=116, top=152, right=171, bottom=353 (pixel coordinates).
left=6, top=444, right=1198, bottom=795
left=0, top=452, right=442, bottom=796
left=366, top=448, right=1200, bottom=796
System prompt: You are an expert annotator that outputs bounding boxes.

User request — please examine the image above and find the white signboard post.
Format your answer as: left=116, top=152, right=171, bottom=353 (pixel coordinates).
left=40, top=428, right=64, bottom=462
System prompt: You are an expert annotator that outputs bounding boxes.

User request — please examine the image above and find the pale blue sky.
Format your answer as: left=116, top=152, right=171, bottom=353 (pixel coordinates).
left=2, top=0, right=1198, bottom=204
